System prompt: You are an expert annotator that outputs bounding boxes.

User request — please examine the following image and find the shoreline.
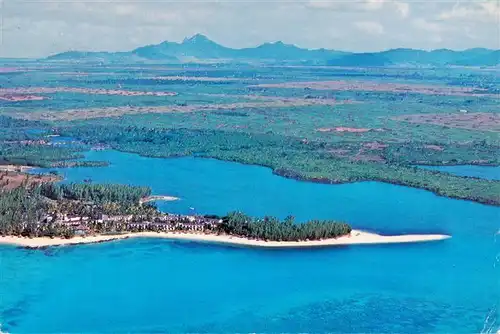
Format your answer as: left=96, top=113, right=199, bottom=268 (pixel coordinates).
left=82, top=149, right=500, bottom=207
left=0, top=230, right=451, bottom=249
left=271, top=168, right=500, bottom=207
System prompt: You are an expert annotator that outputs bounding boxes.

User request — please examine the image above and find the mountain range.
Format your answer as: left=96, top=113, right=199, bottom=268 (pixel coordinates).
left=46, top=34, right=499, bottom=67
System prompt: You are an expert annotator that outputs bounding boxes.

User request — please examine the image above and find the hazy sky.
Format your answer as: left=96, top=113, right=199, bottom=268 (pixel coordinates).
left=0, top=0, right=499, bottom=58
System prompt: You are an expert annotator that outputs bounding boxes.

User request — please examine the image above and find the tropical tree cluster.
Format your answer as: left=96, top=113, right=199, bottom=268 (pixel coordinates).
left=0, top=183, right=156, bottom=237
left=0, top=187, right=48, bottom=236
left=0, top=183, right=353, bottom=242
left=219, top=212, right=352, bottom=241
left=40, top=183, right=151, bottom=204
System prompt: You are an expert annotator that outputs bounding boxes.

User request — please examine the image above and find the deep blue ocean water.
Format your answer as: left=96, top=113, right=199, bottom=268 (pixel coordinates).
left=419, top=165, right=500, bottom=181
left=1, top=150, right=499, bottom=333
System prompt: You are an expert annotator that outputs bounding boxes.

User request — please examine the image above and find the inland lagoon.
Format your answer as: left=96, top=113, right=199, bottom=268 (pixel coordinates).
left=0, top=150, right=498, bottom=333
left=419, top=164, right=500, bottom=181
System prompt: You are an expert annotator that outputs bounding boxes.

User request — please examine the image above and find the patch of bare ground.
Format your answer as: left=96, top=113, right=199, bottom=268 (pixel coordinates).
left=0, top=170, right=58, bottom=190
left=349, top=146, right=387, bottom=163
left=202, top=93, right=359, bottom=103
left=328, top=149, right=351, bottom=156
left=0, top=67, right=30, bottom=73
left=0, top=87, right=177, bottom=97
left=249, top=80, right=496, bottom=97
left=10, top=98, right=356, bottom=121
left=364, top=142, right=388, bottom=150
left=101, top=66, right=186, bottom=71
left=0, top=94, right=49, bottom=102
left=55, top=72, right=122, bottom=76
left=350, top=154, right=386, bottom=163
left=328, top=145, right=387, bottom=163
left=316, top=127, right=385, bottom=133
left=392, top=112, right=500, bottom=132
left=151, top=76, right=243, bottom=82
left=424, top=144, right=444, bottom=151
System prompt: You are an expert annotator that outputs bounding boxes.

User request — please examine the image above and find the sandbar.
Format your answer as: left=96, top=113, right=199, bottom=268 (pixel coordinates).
left=139, top=195, right=180, bottom=204
left=0, top=230, right=451, bottom=249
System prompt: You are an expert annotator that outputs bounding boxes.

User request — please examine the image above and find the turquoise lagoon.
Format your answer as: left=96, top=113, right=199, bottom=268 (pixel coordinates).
left=1, top=150, right=499, bottom=333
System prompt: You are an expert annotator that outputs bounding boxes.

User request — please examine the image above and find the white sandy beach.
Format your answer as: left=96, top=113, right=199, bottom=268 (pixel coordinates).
left=0, top=230, right=451, bottom=249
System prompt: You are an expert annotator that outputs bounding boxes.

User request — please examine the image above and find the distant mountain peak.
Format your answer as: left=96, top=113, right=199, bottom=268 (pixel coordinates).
left=182, top=34, right=213, bottom=44
left=258, top=41, right=298, bottom=49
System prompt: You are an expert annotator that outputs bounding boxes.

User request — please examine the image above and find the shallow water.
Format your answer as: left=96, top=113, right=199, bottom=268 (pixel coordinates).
left=2, top=150, right=499, bottom=333
left=419, top=164, right=500, bottom=181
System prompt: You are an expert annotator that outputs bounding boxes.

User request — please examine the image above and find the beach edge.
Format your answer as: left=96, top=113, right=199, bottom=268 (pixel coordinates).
left=0, top=230, right=451, bottom=249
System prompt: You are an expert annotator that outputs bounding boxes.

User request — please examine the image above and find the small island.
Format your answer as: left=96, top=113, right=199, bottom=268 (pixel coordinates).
left=0, top=182, right=450, bottom=249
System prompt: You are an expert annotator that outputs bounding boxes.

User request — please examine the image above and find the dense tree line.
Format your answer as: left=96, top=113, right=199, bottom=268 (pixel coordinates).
left=0, top=183, right=156, bottom=237
left=219, top=212, right=352, bottom=241
left=384, top=141, right=500, bottom=166
left=40, top=183, right=151, bottom=204
left=0, top=187, right=51, bottom=236
left=0, top=116, right=87, bottom=167
left=0, top=116, right=44, bottom=142
left=0, top=142, right=83, bottom=167
left=0, top=116, right=83, bottom=167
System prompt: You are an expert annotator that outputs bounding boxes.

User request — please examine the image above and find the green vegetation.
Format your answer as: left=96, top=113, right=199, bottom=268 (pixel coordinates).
left=0, top=116, right=85, bottom=167
left=0, top=116, right=44, bottom=141
left=220, top=212, right=352, bottom=241
left=0, top=187, right=49, bottom=236
left=0, top=116, right=107, bottom=168
left=40, top=183, right=151, bottom=204
left=384, top=141, right=499, bottom=165
left=0, top=184, right=157, bottom=237
left=0, top=184, right=352, bottom=241
left=0, top=142, right=84, bottom=167
left=57, top=125, right=500, bottom=206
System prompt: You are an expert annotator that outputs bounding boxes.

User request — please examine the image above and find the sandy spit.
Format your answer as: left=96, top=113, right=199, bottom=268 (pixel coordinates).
left=0, top=230, right=451, bottom=249
left=139, top=195, right=180, bottom=204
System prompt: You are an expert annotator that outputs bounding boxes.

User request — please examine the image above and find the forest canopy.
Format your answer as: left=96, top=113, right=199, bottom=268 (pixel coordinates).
left=219, top=211, right=352, bottom=241
left=40, top=183, right=151, bottom=204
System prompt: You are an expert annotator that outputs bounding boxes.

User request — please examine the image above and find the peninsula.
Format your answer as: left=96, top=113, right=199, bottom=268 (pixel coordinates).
left=0, top=182, right=450, bottom=249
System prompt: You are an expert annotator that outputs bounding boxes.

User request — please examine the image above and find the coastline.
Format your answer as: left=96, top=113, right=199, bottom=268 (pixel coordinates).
left=0, top=230, right=451, bottom=249
left=77, top=149, right=499, bottom=207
